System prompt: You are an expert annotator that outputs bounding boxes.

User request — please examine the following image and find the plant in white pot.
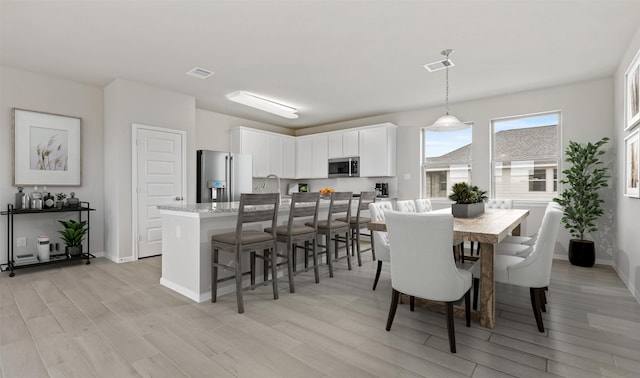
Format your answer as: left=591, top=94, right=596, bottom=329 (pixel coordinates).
left=58, top=219, right=88, bottom=256
left=554, top=137, right=609, bottom=267
left=449, top=182, right=488, bottom=218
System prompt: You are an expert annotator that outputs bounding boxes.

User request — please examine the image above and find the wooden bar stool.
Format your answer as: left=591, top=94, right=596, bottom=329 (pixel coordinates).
left=337, top=191, right=377, bottom=266
left=265, top=192, right=321, bottom=286
left=308, top=192, right=352, bottom=277
left=211, top=193, right=282, bottom=314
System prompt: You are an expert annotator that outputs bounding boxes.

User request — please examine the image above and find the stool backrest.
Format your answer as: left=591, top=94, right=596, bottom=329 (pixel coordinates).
left=327, top=192, right=353, bottom=221
left=288, top=192, right=320, bottom=230
left=236, top=193, right=280, bottom=240
left=356, top=191, right=377, bottom=220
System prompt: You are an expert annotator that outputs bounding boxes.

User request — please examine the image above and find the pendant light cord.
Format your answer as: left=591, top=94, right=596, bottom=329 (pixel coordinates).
left=445, top=61, right=450, bottom=115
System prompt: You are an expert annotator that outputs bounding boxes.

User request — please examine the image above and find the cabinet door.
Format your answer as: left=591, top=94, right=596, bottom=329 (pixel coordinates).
left=296, top=137, right=313, bottom=179
left=359, top=126, right=395, bottom=177
left=311, top=134, right=329, bottom=178
left=282, top=137, right=296, bottom=179
left=343, top=130, right=359, bottom=157
left=268, top=134, right=283, bottom=177
left=328, top=133, right=343, bottom=158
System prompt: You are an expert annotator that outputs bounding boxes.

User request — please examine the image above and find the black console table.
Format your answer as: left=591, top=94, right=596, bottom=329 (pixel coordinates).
left=1, top=202, right=95, bottom=277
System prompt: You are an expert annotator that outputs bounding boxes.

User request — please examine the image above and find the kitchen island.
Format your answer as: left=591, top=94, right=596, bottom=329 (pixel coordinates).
left=158, top=199, right=333, bottom=302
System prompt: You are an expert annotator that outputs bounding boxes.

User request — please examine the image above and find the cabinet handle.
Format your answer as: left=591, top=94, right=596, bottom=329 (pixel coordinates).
left=175, top=197, right=184, bottom=201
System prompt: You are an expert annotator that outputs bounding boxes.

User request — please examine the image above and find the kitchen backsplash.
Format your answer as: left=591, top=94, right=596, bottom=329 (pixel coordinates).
left=254, top=177, right=398, bottom=198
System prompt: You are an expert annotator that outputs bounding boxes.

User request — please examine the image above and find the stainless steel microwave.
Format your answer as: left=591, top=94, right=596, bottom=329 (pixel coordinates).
left=328, top=157, right=359, bottom=178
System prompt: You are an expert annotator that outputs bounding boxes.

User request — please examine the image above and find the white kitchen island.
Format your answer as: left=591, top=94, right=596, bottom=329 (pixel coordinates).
left=158, top=199, right=334, bottom=302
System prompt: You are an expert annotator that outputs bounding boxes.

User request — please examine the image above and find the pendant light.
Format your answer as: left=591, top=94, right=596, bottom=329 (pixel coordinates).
left=427, top=49, right=469, bottom=131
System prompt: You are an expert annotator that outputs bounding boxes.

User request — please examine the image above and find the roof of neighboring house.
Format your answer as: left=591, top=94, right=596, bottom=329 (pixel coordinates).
left=425, top=125, right=557, bottom=165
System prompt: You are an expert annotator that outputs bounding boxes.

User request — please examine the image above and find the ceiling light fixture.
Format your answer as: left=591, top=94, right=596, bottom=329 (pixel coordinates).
left=226, top=91, right=298, bottom=119
left=426, top=49, right=469, bottom=131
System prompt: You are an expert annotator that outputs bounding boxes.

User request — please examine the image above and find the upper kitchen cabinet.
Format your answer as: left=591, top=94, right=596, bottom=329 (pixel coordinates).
left=328, top=129, right=359, bottom=158
left=231, top=127, right=296, bottom=178
left=359, top=123, right=397, bottom=177
left=296, top=134, right=328, bottom=178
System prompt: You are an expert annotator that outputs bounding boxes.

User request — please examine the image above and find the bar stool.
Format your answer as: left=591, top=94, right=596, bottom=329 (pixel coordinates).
left=265, top=192, right=321, bottom=286
left=211, top=193, right=282, bottom=314
left=337, top=191, right=376, bottom=266
left=307, top=191, right=352, bottom=277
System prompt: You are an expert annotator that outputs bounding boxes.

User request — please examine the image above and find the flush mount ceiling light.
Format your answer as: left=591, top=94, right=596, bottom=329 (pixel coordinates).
left=425, top=49, right=469, bottom=131
left=226, top=91, right=298, bottom=119
left=185, top=67, right=214, bottom=79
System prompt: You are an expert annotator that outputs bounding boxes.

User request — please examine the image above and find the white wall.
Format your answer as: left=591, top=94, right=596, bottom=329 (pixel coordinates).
left=103, top=79, right=196, bottom=262
left=0, top=67, right=105, bottom=264
left=301, top=78, right=616, bottom=264
left=614, top=25, right=640, bottom=302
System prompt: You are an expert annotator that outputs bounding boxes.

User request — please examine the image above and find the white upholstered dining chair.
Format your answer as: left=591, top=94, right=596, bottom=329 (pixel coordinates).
left=368, top=201, right=393, bottom=290
left=414, top=198, right=433, bottom=213
left=396, top=200, right=417, bottom=212
left=385, top=210, right=472, bottom=353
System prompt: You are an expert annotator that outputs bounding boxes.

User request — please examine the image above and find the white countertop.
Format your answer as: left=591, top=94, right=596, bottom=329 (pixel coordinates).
left=157, top=198, right=334, bottom=218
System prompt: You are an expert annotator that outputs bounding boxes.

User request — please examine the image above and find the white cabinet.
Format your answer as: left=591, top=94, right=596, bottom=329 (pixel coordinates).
left=231, top=127, right=296, bottom=178
left=327, top=130, right=359, bottom=158
left=296, top=134, right=328, bottom=178
left=359, top=124, right=396, bottom=177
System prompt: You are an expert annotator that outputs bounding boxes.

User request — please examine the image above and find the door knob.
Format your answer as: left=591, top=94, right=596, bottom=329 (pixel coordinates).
left=175, top=196, right=184, bottom=201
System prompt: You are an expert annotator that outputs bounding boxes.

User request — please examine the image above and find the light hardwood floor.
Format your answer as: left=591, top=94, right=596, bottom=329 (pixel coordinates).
left=1, top=251, right=639, bottom=377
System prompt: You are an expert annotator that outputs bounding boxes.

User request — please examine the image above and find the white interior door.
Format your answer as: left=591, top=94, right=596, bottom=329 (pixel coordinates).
left=135, top=126, right=185, bottom=259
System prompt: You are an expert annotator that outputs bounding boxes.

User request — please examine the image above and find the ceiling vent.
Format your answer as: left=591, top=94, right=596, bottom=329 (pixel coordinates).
left=185, top=67, right=214, bottom=79
left=424, top=58, right=455, bottom=72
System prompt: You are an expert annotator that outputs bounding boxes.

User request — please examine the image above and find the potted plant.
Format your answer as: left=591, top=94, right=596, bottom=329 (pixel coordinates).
left=57, top=219, right=88, bottom=256
left=554, top=137, right=609, bottom=267
left=449, top=182, right=488, bottom=218
left=55, top=192, right=66, bottom=209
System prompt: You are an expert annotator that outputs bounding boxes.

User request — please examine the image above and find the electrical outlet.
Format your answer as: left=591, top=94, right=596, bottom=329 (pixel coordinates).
left=16, top=237, right=27, bottom=247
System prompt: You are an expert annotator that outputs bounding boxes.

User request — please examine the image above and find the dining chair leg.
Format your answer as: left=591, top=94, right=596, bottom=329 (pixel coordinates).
left=370, top=232, right=376, bottom=261
left=465, top=289, right=471, bottom=327
left=541, top=287, right=547, bottom=312
left=530, top=287, right=544, bottom=332
left=372, top=260, right=383, bottom=290
left=212, top=248, right=219, bottom=303
left=386, top=289, right=400, bottom=331
left=235, top=248, right=244, bottom=313
left=410, top=296, right=415, bottom=312
left=446, top=301, right=457, bottom=353
left=472, top=277, right=479, bottom=310
left=271, top=246, right=279, bottom=300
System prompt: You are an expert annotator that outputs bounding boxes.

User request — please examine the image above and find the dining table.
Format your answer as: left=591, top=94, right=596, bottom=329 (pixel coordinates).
left=368, top=207, right=530, bottom=329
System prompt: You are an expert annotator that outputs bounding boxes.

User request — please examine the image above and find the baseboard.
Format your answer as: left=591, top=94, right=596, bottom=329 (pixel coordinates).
left=553, top=254, right=612, bottom=266
left=103, top=253, right=134, bottom=264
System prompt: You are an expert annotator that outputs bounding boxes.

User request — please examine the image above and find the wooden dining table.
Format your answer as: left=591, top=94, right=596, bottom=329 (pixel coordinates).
left=368, top=207, right=529, bottom=329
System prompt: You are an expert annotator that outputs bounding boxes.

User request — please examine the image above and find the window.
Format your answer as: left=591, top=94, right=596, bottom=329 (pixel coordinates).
left=492, top=112, right=560, bottom=200
left=422, top=125, right=473, bottom=198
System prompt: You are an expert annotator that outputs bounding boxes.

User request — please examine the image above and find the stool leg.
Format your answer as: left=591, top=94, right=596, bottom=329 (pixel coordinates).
left=271, top=245, right=279, bottom=300
left=235, top=247, right=244, bottom=313
left=250, top=251, right=256, bottom=287
left=326, top=233, right=334, bottom=277
left=345, top=231, right=352, bottom=270
left=287, top=241, right=295, bottom=293
left=212, top=248, right=219, bottom=303
left=355, top=226, right=362, bottom=266
left=263, top=249, right=269, bottom=283
left=312, top=237, right=320, bottom=283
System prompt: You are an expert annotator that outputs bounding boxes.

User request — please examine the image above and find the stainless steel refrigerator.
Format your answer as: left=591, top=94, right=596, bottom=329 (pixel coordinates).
left=196, top=150, right=253, bottom=203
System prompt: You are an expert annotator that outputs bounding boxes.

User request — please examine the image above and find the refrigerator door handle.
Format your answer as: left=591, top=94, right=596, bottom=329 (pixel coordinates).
left=227, top=155, right=232, bottom=202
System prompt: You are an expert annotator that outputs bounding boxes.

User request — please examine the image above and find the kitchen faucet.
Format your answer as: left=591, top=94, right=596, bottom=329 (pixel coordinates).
left=263, top=174, right=281, bottom=203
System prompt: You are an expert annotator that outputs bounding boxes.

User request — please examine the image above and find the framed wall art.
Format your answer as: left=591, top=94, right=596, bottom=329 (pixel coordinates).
left=625, top=48, right=640, bottom=131
left=13, top=108, right=81, bottom=186
left=624, top=128, right=640, bottom=198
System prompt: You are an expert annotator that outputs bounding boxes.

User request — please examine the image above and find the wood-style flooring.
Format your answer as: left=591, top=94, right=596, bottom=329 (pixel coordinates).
left=1, top=249, right=639, bottom=377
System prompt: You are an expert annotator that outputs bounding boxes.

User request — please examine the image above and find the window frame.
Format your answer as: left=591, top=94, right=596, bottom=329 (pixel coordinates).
left=490, top=111, right=561, bottom=201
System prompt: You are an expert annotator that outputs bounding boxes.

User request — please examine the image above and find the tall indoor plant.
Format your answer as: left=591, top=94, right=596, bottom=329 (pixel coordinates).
left=449, top=182, right=488, bottom=218
left=554, top=137, right=609, bottom=267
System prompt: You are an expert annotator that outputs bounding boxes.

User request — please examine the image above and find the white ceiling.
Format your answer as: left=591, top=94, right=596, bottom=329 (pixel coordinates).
left=2, top=1, right=640, bottom=129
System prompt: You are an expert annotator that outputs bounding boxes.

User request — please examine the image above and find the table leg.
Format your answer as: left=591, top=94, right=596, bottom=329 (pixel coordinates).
left=479, top=242, right=495, bottom=329
left=512, top=224, right=521, bottom=236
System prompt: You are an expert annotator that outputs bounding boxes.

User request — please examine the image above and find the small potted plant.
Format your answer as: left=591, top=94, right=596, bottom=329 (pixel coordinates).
left=554, top=137, right=609, bottom=267
left=55, top=192, right=66, bottom=209
left=449, top=182, right=488, bottom=218
left=57, top=219, right=88, bottom=256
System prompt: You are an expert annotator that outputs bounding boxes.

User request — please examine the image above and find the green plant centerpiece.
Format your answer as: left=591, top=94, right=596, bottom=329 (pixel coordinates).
left=449, top=182, right=488, bottom=218
left=554, top=137, right=609, bottom=267
left=58, top=219, right=88, bottom=256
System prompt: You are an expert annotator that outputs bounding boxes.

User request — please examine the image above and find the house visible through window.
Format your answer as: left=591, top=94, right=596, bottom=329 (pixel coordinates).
left=422, top=125, right=473, bottom=198
left=492, top=112, right=560, bottom=200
